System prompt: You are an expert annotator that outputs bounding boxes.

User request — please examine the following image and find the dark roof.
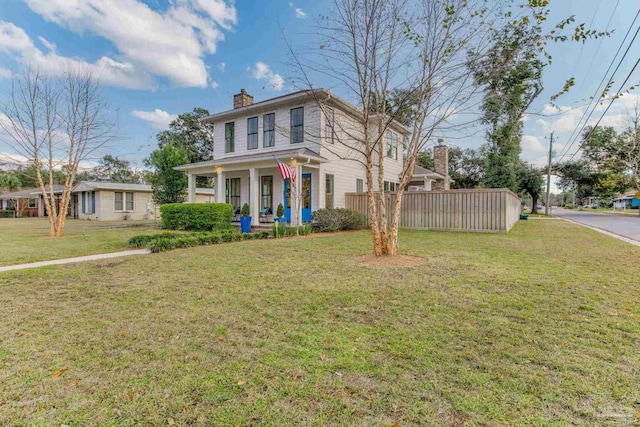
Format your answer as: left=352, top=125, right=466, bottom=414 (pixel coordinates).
left=413, top=164, right=444, bottom=178
left=0, top=185, right=64, bottom=199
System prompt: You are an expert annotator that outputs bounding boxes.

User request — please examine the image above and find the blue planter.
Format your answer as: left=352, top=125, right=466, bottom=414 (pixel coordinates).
left=274, top=217, right=285, bottom=225
left=240, top=216, right=252, bottom=233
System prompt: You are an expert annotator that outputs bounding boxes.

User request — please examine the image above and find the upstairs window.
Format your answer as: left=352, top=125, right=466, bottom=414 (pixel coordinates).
left=325, top=108, right=334, bottom=144
left=247, top=117, right=258, bottom=150
left=356, top=179, right=364, bottom=193
left=386, top=131, right=398, bottom=159
left=325, top=174, right=334, bottom=209
left=263, top=113, right=275, bottom=147
left=290, top=107, right=304, bottom=144
left=225, top=122, right=235, bottom=153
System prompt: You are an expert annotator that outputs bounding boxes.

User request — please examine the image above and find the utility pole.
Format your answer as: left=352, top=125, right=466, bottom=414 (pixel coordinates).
left=545, top=131, right=554, bottom=216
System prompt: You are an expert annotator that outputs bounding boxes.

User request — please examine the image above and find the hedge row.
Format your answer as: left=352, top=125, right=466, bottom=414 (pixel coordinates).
left=128, top=229, right=271, bottom=253
left=160, top=203, right=234, bottom=231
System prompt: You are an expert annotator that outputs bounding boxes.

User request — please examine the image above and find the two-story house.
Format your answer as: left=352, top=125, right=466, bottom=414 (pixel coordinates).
left=175, top=88, right=448, bottom=225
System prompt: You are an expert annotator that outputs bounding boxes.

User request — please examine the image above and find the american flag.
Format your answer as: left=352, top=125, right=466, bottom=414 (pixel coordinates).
left=276, top=159, right=296, bottom=182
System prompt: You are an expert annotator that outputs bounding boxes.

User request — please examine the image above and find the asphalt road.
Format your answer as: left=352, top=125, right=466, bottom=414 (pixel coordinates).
left=552, top=208, right=640, bottom=243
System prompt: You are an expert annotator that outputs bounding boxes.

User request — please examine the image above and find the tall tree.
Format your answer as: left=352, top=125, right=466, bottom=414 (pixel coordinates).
left=471, top=21, right=543, bottom=191
left=0, top=67, right=117, bottom=237
left=146, top=145, right=189, bottom=205
left=157, top=108, right=214, bottom=164
left=470, top=6, right=608, bottom=192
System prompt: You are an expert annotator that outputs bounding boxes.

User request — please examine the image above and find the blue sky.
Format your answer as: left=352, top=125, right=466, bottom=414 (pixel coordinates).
left=0, top=0, right=639, bottom=183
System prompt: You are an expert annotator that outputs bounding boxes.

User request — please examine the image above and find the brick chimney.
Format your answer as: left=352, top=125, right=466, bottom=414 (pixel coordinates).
left=432, top=140, right=450, bottom=190
left=233, top=89, right=254, bottom=109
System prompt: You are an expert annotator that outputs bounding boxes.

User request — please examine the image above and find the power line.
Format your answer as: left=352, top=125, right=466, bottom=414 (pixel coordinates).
left=576, top=0, right=621, bottom=94
left=569, top=1, right=603, bottom=81
left=556, top=8, right=640, bottom=162
left=565, top=54, right=640, bottom=162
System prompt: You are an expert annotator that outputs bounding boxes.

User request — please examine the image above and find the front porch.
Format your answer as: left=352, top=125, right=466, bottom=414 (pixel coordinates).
left=176, top=149, right=328, bottom=226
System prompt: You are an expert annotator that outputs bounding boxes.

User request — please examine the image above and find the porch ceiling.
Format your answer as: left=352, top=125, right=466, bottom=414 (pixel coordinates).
left=174, top=148, right=328, bottom=174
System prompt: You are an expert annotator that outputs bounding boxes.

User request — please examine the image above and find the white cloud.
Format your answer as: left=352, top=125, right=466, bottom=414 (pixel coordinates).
left=131, top=109, right=177, bottom=129
left=289, top=2, right=307, bottom=18
left=0, top=67, right=11, bottom=79
left=0, top=21, right=154, bottom=89
left=218, top=62, right=226, bottom=72
left=15, top=0, right=237, bottom=89
left=37, top=36, right=56, bottom=51
left=250, top=61, right=284, bottom=91
left=211, top=79, right=219, bottom=89
left=521, top=135, right=545, bottom=152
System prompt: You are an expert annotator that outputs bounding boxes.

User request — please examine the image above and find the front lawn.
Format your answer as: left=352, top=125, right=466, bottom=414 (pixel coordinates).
left=0, top=220, right=639, bottom=425
left=0, top=218, right=160, bottom=266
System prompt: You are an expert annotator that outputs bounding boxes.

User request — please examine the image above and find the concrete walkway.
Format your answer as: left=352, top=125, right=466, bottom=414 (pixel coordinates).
left=0, top=249, right=151, bottom=273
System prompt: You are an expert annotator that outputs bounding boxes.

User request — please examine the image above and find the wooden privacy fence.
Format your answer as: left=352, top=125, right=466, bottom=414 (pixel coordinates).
left=345, top=189, right=522, bottom=233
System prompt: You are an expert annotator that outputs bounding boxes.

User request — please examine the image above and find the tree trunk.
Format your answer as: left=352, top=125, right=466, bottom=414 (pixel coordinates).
left=531, top=194, right=538, bottom=214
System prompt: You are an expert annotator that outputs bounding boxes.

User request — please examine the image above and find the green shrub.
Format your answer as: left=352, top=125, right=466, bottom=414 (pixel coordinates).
left=241, top=203, right=250, bottom=217
left=276, top=203, right=284, bottom=218
left=140, top=229, right=268, bottom=253
left=160, top=203, right=233, bottom=231
left=128, top=232, right=183, bottom=247
left=311, top=208, right=367, bottom=232
left=257, top=231, right=271, bottom=239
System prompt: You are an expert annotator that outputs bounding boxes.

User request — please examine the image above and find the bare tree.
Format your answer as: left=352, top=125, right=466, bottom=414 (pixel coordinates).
left=0, top=67, right=117, bottom=236
left=290, top=0, right=496, bottom=255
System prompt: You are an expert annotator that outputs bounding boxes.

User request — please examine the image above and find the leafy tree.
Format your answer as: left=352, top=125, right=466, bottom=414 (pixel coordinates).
left=579, top=126, right=630, bottom=197
left=146, top=145, right=190, bottom=205
left=517, top=164, right=544, bottom=214
left=157, top=108, right=214, bottom=164
left=81, top=155, right=144, bottom=183
left=471, top=22, right=544, bottom=192
left=470, top=6, right=608, bottom=192
left=10, top=165, right=66, bottom=187
left=0, top=174, right=21, bottom=192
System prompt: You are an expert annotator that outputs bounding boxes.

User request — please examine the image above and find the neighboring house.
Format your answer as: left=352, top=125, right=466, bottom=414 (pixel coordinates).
left=0, top=186, right=65, bottom=217
left=175, top=88, right=450, bottom=225
left=613, top=190, right=640, bottom=209
left=582, top=196, right=598, bottom=207
left=0, top=182, right=215, bottom=220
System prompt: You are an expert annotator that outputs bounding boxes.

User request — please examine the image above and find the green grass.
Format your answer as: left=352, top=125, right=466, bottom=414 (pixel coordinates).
left=0, top=218, right=160, bottom=266
left=0, top=220, right=639, bottom=425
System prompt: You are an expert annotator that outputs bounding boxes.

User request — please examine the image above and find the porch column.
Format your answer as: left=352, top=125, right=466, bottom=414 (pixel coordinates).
left=249, top=167, right=259, bottom=226
left=187, top=173, right=196, bottom=203
left=215, top=170, right=225, bottom=203
left=424, top=177, right=432, bottom=191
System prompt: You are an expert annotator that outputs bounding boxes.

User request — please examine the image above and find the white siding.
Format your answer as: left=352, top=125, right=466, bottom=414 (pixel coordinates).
left=213, top=100, right=322, bottom=159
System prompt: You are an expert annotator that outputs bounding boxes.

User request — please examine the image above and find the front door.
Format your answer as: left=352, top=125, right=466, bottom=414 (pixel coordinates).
left=284, top=178, right=291, bottom=223
left=283, top=174, right=312, bottom=223
left=301, top=173, right=311, bottom=222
